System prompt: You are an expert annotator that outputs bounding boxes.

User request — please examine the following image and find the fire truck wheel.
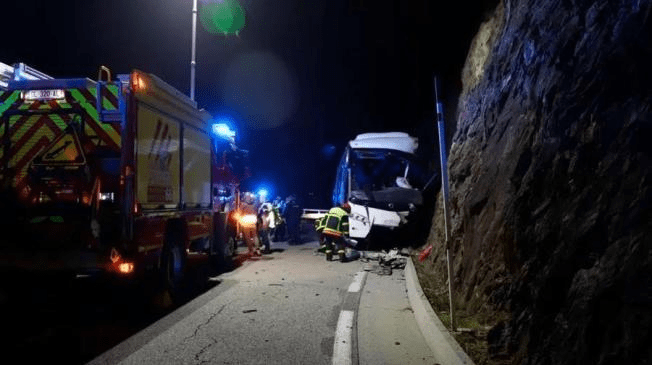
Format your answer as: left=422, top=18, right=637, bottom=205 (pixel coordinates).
left=211, top=235, right=236, bottom=271
left=161, top=238, right=186, bottom=299
left=225, top=236, right=237, bottom=258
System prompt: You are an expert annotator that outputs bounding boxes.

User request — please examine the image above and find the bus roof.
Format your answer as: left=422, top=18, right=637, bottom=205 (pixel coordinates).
left=349, top=132, right=418, bottom=155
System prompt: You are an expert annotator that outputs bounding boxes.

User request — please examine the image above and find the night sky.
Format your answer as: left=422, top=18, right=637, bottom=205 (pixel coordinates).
left=2, top=0, right=493, bottom=207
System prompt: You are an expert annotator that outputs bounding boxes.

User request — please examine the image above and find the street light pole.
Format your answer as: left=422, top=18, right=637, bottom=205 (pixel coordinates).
left=190, top=0, right=198, bottom=101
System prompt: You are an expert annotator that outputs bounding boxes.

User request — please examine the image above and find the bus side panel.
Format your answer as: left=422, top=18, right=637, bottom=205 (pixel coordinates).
left=135, top=104, right=180, bottom=209
left=183, top=126, right=211, bottom=208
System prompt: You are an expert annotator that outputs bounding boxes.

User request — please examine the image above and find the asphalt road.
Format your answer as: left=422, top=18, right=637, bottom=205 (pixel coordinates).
left=91, top=239, right=437, bottom=365
left=1, top=236, right=438, bottom=365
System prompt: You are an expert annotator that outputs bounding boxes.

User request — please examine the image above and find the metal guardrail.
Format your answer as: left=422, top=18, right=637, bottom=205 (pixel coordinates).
left=301, top=208, right=328, bottom=220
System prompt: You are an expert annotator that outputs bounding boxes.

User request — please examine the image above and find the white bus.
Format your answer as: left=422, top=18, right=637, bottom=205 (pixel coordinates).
left=332, top=132, right=425, bottom=245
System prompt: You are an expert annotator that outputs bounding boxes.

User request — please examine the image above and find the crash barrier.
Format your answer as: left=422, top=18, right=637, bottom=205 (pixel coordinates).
left=301, top=208, right=328, bottom=220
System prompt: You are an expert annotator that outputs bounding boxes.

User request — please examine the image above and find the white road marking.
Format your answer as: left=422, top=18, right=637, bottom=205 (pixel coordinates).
left=347, top=271, right=366, bottom=293
left=333, top=310, right=354, bottom=365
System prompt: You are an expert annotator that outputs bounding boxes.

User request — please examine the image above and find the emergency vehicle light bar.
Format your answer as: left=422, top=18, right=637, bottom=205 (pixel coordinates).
left=212, top=123, right=236, bottom=141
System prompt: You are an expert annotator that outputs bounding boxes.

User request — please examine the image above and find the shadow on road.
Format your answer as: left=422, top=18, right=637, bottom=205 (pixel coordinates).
left=0, top=251, right=246, bottom=365
left=0, top=232, right=322, bottom=364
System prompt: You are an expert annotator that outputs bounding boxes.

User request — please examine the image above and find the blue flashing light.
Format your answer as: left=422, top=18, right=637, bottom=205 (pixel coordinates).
left=254, top=184, right=274, bottom=203
left=212, top=123, right=236, bottom=141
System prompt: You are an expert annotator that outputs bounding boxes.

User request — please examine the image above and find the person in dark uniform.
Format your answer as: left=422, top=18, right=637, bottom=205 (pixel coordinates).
left=284, top=195, right=302, bottom=245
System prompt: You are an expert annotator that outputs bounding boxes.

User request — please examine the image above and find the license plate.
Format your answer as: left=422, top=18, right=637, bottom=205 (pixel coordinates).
left=23, top=89, right=65, bottom=101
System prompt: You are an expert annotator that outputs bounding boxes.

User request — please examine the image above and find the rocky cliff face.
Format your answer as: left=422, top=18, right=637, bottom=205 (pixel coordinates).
left=426, top=0, right=652, bottom=363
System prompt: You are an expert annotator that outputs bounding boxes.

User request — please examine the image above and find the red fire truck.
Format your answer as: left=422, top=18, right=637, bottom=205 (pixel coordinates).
left=0, top=64, right=248, bottom=298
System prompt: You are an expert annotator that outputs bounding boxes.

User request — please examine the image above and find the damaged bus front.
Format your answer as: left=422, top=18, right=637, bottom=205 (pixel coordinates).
left=332, top=132, right=424, bottom=246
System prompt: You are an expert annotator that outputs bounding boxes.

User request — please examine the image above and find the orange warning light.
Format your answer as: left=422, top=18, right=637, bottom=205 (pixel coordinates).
left=118, top=262, right=135, bottom=274
left=132, top=73, right=148, bottom=92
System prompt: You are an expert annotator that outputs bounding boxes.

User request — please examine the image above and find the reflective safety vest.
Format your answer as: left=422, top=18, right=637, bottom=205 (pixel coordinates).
left=317, top=207, right=349, bottom=237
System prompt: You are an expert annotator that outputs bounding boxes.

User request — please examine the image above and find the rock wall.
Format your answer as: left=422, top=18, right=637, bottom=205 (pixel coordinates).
left=427, top=0, right=652, bottom=363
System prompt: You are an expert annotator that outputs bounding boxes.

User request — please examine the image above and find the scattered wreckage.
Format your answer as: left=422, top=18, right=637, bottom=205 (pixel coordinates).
left=315, top=246, right=411, bottom=276
left=360, top=248, right=410, bottom=276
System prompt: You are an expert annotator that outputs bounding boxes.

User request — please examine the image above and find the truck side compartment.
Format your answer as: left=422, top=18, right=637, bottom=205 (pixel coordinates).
left=0, top=66, right=241, bottom=290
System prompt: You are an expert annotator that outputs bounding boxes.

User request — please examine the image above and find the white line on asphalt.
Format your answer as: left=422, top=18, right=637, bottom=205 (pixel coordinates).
left=348, top=271, right=366, bottom=293
left=333, top=310, right=354, bottom=365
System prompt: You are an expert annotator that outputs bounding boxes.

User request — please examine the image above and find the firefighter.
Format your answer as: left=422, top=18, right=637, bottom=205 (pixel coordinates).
left=316, top=203, right=350, bottom=262
left=240, top=192, right=261, bottom=256
left=271, top=196, right=286, bottom=241
left=257, top=202, right=273, bottom=254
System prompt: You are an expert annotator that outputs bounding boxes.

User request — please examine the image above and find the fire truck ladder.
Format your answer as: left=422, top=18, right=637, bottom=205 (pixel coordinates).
left=0, top=61, right=53, bottom=90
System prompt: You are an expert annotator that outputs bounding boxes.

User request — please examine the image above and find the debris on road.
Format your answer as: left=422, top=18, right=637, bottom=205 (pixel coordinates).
left=345, top=248, right=361, bottom=262
left=313, top=246, right=409, bottom=273
left=360, top=248, right=409, bottom=275
left=242, top=309, right=257, bottom=313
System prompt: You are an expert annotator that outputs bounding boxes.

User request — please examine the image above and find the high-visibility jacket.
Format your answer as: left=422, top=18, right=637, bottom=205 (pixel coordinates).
left=318, top=207, right=349, bottom=237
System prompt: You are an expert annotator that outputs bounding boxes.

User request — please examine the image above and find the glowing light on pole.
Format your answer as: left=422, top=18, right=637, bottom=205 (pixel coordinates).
left=190, top=0, right=246, bottom=101
left=200, top=0, right=246, bottom=35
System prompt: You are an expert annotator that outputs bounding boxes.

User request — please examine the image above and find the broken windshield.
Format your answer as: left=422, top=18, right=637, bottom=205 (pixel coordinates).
left=349, top=149, right=413, bottom=191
